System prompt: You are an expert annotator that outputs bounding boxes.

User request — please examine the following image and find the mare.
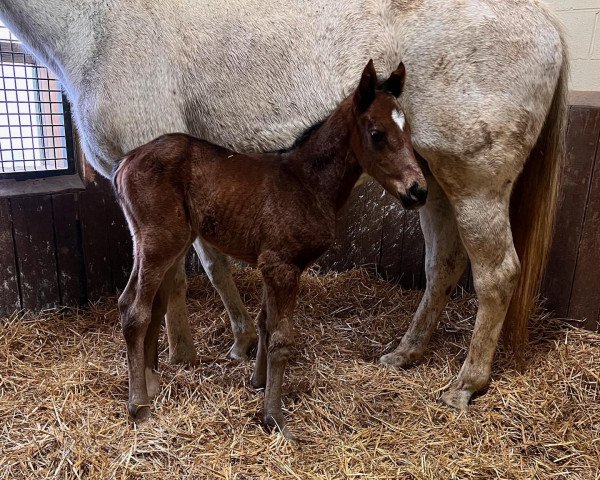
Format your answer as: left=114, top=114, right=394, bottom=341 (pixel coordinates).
left=0, top=0, right=568, bottom=409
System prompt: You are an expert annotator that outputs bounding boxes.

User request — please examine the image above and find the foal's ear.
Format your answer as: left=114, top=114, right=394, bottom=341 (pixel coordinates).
left=355, top=59, right=377, bottom=112
left=380, top=62, right=406, bottom=97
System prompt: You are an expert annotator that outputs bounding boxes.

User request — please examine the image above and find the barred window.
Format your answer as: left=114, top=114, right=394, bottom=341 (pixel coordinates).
left=0, top=20, right=75, bottom=179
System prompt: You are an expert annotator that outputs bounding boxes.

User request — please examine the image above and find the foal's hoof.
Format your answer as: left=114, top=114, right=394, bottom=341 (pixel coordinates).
left=264, top=414, right=295, bottom=441
left=229, top=333, right=258, bottom=362
left=440, top=387, right=472, bottom=411
left=250, top=372, right=266, bottom=390
left=145, top=368, right=161, bottom=399
left=380, top=349, right=419, bottom=369
left=128, top=402, right=151, bottom=422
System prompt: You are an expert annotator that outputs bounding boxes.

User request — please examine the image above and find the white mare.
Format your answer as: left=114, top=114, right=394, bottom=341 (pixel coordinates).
left=0, top=0, right=568, bottom=409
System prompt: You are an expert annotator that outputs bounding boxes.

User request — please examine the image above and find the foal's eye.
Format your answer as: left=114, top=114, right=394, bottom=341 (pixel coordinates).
left=370, top=130, right=385, bottom=143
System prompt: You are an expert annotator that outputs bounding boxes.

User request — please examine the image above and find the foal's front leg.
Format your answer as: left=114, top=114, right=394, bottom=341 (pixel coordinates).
left=258, top=254, right=300, bottom=436
left=251, top=291, right=268, bottom=389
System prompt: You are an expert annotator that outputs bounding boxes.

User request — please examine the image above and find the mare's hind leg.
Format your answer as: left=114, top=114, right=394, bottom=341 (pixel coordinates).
left=381, top=174, right=468, bottom=367
left=439, top=171, right=521, bottom=409
left=165, top=258, right=197, bottom=365
left=193, top=238, right=258, bottom=360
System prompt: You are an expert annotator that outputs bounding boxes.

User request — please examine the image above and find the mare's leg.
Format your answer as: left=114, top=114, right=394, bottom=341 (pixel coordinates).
left=258, top=253, right=300, bottom=435
left=439, top=188, right=520, bottom=409
left=251, top=290, right=268, bottom=389
left=193, top=237, right=257, bottom=360
left=144, top=259, right=185, bottom=398
left=381, top=174, right=468, bottom=367
left=165, top=257, right=197, bottom=365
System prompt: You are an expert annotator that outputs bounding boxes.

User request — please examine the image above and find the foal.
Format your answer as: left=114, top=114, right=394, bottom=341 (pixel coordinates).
left=114, top=60, right=427, bottom=433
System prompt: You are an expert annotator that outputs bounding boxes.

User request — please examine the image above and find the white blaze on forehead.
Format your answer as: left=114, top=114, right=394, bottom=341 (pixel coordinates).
left=392, top=109, right=406, bottom=131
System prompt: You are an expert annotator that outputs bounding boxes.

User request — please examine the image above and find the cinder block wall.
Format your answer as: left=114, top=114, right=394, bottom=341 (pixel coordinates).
left=545, top=0, right=600, bottom=91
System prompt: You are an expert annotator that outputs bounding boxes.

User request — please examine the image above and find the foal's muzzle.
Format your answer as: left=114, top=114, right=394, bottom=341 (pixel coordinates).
left=399, top=181, right=428, bottom=209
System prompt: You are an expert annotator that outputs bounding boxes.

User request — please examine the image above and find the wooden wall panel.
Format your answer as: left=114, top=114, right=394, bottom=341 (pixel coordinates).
left=79, top=178, right=114, bottom=300
left=52, top=193, right=85, bottom=306
left=379, top=194, right=406, bottom=281
left=379, top=205, right=426, bottom=289
left=320, top=180, right=385, bottom=273
left=0, top=198, right=20, bottom=312
left=543, top=107, right=600, bottom=317
left=1, top=105, right=599, bottom=332
left=567, top=125, right=600, bottom=331
left=106, top=190, right=133, bottom=291
left=399, top=211, right=425, bottom=290
left=10, top=196, right=60, bottom=309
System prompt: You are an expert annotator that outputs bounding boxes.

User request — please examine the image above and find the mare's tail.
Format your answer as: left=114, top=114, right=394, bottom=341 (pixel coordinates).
left=505, top=22, right=569, bottom=351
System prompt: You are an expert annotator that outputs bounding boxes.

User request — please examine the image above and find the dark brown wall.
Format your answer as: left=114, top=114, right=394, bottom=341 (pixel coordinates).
left=0, top=178, right=131, bottom=311
left=0, top=172, right=201, bottom=313
left=0, top=105, right=598, bottom=332
left=543, top=105, right=600, bottom=332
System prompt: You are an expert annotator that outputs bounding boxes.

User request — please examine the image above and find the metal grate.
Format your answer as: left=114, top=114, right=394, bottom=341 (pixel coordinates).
left=0, top=21, right=74, bottom=179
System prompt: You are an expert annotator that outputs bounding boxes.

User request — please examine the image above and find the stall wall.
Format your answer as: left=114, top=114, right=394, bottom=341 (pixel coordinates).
left=545, top=0, right=600, bottom=91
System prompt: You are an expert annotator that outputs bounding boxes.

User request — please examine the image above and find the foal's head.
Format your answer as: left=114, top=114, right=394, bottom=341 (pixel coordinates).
left=350, top=60, right=427, bottom=209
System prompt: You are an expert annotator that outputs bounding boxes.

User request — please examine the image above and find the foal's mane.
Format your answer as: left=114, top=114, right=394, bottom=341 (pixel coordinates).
left=274, top=78, right=396, bottom=155
left=273, top=118, right=327, bottom=154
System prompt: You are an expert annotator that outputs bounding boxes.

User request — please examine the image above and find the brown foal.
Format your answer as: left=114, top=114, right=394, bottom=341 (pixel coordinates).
left=114, top=60, right=427, bottom=435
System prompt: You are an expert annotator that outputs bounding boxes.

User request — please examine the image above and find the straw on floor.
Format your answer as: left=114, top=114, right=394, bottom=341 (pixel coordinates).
left=1, top=266, right=598, bottom=479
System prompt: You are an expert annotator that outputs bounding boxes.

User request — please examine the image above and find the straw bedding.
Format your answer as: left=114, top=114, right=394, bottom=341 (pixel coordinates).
left=1, top=266, right=598, bottom=479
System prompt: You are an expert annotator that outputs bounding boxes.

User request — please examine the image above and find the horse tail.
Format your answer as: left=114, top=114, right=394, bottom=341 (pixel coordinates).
left=504, top=25, right=570, bottom=351
left=112, top=143, right=145, bottom=196
left=112, top=154, right=132, bottom=197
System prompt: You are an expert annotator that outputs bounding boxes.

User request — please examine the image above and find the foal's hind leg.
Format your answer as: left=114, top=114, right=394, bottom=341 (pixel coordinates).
left=121, top=254, right=161, bottom=399
left=120, top=256, right=174, bottom=420
left=381, top=175, right=468, bottom=367
left=144, top=260, right=184, bottom=398
left=194, top=238, right=257, bottom=360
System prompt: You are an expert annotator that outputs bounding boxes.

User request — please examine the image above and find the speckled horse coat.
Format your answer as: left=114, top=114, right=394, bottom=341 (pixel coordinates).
left=0, top=0, right=568, bottom=409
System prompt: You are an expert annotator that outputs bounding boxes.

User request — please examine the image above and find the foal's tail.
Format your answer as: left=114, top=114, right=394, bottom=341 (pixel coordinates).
left=112, top=146, right=142, bottom=197
left=505, top=30, right=569, bottom=351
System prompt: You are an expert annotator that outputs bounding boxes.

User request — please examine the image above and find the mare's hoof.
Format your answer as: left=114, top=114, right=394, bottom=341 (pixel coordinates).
left=229, top=333, right=258, bottom=362
left=380, top=349, right=419, bottom=369
left=440, top=388, right=472, bottom=411
left=168, top=344, right=197, bottom=366
left=128, top=402, right=151, bottom=422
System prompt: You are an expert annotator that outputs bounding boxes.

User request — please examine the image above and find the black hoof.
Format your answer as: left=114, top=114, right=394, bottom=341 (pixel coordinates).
left=128, top=402, right=151, bottom=422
